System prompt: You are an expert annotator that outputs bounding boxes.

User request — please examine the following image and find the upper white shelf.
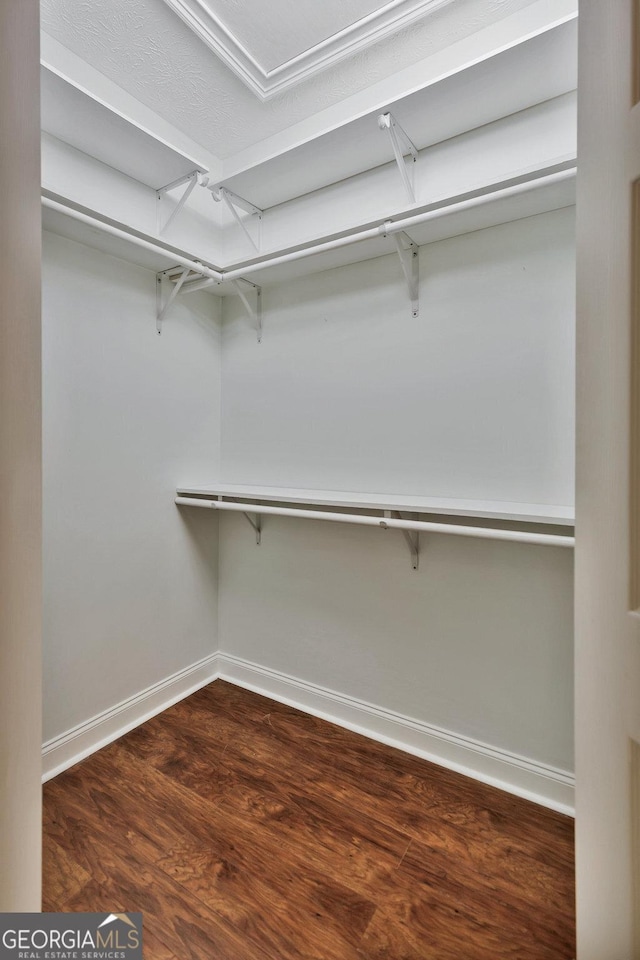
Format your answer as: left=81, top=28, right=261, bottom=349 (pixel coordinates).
left=176, top=483, right=575, bottom=526
left=215, top=162, right=576, bottom=287
left=42, top=163, right=576, bottom=290
left=41, top=190, right=221, bottom=276
left=220, top=18, right=577, bottom=210
left=41, top=64, right=209, bottom=191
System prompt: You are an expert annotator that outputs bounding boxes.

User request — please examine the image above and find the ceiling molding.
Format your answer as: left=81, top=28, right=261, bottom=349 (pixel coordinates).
left=161, top=0, right=455, bottom=100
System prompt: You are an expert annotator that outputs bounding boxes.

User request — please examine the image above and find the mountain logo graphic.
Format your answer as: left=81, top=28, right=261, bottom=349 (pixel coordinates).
left=98, top=914, right=139, bottom=930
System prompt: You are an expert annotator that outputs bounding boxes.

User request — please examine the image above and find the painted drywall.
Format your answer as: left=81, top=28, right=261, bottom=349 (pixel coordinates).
left=221, top=207, right=575, bottom=505
left=218, top=207, right=575, bottom=775
left=40, top=204, right=575, bottom=803
left=42, top=232, right=221, bottom=742
left=0, top=0, right=42, bottom=912
left=218, top=514, right=574, bottom=771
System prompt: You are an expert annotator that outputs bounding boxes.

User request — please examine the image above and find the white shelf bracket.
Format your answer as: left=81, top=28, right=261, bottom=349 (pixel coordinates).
left=378, top=112, right=418, bottom=204
left=384, top=225, right=419, bottom=318
left=156, top=171, right=199, bottom=235
left=156, top=266, right=192, bottom=334
left=179, top=275, right=220, bottom=295
left=243, top=511, right=262, bottom=545
left=212, top=185, right=263, bottom=253
left=394, top=511, right=420, bottom=570
left=382, top=511, right=420, bottom=570
left=232, top=278, right=262, bottom=342
left=402, top=528, right=420, bottom=570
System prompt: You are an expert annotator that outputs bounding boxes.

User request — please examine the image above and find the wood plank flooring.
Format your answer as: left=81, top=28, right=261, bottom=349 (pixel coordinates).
left=43, top=680, right=575, bottom=959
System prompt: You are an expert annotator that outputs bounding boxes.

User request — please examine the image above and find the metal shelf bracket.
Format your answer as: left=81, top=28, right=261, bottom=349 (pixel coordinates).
left=156, top=171, right=199, bottom=235
left=382, top=511, right=420, bottom=569
left=179, top=275, right=220, bottom=295
left=216, top=494, right=261, bottom=544
left=383, top=224, right=419, bottom=318
left=157, top=262, right=223, bottom=330
left=378, top=112, right=418, bottom=203
left=232, top=278, right=263, bottom=342
left=156, top=266, right=193, bottom=334
left=212, top=185, right=263, bottom=253
left=243, top=511, right=262, bottom=545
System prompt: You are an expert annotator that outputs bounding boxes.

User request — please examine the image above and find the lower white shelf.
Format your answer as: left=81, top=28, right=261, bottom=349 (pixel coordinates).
left=175, top=485, right=575, bottom=568
left=176, top=483, right=575, bottom=525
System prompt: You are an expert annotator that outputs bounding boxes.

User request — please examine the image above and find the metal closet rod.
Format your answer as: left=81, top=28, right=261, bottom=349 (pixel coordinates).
left=43, top=167, right=574, bottom=287
left=221, top=167, right=575, bottom=281
left=42, top=197, right=224, bottom=283
left=174, top=497, right=575, bottom=548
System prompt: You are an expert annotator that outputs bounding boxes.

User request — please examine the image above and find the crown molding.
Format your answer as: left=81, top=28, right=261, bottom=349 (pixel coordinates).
left=161, top=0, right=455, bottom=101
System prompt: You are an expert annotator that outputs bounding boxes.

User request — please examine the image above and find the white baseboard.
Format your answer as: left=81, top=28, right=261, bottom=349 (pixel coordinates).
left=41, top=652, right=220, bottom=782
left=217, top=652, right=575, bottom=816
left=42, top=649, right=575, bottom=817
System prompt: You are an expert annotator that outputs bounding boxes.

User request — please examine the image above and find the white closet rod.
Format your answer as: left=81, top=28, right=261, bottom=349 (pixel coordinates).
left=222, top=168, right=575, bottom=282
left=174, top=497, right=575, bottom=548
left=43, top=167, right=574, bottom=289
left=41, top=197, right=224, bottom=283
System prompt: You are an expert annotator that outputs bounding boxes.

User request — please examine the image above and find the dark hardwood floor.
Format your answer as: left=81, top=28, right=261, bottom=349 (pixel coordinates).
left=43, top=680, right=575, bottom=959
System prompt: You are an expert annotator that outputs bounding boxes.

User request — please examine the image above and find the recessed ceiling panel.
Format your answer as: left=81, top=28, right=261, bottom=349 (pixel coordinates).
left=208, top=0, right=389, bottom=72
left=162, top=0, right=454, bottom=98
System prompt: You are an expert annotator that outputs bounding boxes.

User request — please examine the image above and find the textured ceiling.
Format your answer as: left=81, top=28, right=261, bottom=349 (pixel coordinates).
left=161, top=0, right=458, bottom=99
left=204, top=0, right=389, bottom=71
left=41, top=0, right=543, bottom=160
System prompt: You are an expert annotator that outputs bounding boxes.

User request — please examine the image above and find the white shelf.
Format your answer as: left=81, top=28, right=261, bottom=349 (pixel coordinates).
left=176, top=483, right=575, bottom=526
left=220, top=19, right=577, bottom=210
left=41, top=64, right=208, bottom=190
left=216, top=162, right=576, bottom=287
left=41, top=191, right=221, bottom=276
left=42, top=162, right=575, bottom=293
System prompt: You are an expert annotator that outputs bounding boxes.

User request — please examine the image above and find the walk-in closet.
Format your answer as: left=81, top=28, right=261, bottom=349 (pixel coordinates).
left=4, top=0, right=636, bottom=955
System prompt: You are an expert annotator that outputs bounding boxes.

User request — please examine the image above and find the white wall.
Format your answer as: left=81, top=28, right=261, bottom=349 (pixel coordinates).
left=219, top=514, right=573, bottom=769
left=42, top=232, right=221, bottom=742
left=41, top=205, right=575, bottom=809
left=221, top=207, right=575, bottom=506
left=218, top=207, right=575, bottom=794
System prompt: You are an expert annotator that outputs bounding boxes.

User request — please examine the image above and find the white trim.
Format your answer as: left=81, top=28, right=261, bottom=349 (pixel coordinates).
left=42, top=650, right=575, bottom=817
left=161, top=0, right=456, bottom=100
left=217, top=652, right=575, bottom=816
left=41, top=652, right=220, bottom=782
